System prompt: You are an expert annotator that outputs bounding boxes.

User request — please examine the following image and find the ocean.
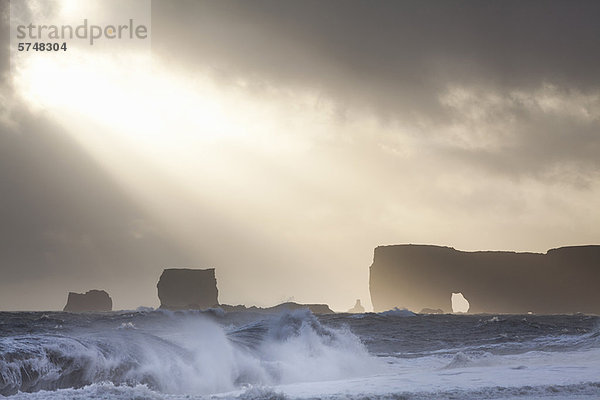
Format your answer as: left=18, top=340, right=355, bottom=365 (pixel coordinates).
left=1, top=308, right=599, bottom=399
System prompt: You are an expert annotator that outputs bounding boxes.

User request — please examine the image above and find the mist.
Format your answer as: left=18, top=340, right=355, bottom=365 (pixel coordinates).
left=1, top=0, right=599, bottom=311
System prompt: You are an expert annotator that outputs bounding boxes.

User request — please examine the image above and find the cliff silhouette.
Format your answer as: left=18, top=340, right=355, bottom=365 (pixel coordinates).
left=157, top=268, right=219, bottom=310
left=63, top=290, right=112, bottom=312
left=369, top=244, right=600, bottom=314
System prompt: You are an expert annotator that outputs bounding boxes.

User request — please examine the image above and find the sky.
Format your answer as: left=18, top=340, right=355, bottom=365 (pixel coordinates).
left=0, top=0, right=599, bottom=311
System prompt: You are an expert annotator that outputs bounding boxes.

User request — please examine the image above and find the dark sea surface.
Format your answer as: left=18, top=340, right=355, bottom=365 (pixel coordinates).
left=1, top=309, right=599, bottom=399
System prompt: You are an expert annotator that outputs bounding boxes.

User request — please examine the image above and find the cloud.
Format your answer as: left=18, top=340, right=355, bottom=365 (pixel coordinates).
left=1, top=0, right=599, bottom=311
left=152, top=0, right=600, bottom=181
left=430, top=83, right=600, bottom=183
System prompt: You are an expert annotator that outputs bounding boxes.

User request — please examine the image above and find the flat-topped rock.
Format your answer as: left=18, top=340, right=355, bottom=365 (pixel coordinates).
left=63, top=290, right=112, bottom=312
left=157, top=268, right=219, bottom=310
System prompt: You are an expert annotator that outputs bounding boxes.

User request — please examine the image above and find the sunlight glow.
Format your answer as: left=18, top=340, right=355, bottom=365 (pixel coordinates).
left=14, top=53, right=241, bottom=148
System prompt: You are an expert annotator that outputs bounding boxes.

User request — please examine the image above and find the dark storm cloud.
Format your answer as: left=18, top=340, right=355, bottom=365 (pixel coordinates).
left=153, top=0, right=600, bottom=179
left=460, top=106, right=600, bottom=183
left=154, top=1, right=600, bottom=91
left=433, top=83, right=600, bottom=182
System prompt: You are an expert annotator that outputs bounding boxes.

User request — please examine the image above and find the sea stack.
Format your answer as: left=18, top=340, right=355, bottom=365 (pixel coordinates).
left=348, top=299, right=365, bottom=313
left=369, top=244, right=600, bottom=314
left=63, top=290, right=112, bottom=312
left=157, top=268, right=219, bottom=310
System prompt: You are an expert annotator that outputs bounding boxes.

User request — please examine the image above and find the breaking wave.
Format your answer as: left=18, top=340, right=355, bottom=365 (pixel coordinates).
left=0, top=310, right=379, bottom=396
left=2, top=311, right=600, bottom=399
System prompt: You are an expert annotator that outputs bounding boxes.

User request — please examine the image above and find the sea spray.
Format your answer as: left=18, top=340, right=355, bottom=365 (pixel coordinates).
left=0, top=309, right=381, bottom=396
left=236, top=309, right=381, bottom=384
left=3, top=311, right=600, bottom=399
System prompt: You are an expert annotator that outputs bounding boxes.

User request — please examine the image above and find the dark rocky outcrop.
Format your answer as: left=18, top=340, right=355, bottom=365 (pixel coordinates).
left=156, top=267, right=332, bottom=314
left=219, top=302, right=334, bottom=314
left=265, top=302, right=334, bottom=314
left=347, top=299, right=365, bottom=313
left=157, top=268, right=218, bottom=310
left=420, top=308, right=444, bottom=314
left=63, top=290, right=112, bottom=312
left=369, top=244, right=600, bottom=314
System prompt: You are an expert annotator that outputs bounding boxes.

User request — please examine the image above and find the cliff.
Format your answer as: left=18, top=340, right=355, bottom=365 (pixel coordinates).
left=369, top=244, right=600, bottom=314
left=63, top=290, right=112, bottom=312
left=157, top=268, right=219, bottom=310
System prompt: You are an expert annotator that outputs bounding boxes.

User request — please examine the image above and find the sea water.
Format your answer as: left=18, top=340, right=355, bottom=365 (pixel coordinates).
left=1, top=309, right=599, bottom=399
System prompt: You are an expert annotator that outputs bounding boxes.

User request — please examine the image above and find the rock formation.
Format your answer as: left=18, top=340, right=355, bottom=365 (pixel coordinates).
left=265, top=302, right=335, bottom=314
left=347, top=299, right=365, bottom=313
left=63, top=290, right=112, bottom=312
left=157, top=268, right=219, bottom=310
left=419, top=308, right=444, bottom=314
left=369, top=244, right=600, bottom=314
left=219, top=302, right=335, bottom=314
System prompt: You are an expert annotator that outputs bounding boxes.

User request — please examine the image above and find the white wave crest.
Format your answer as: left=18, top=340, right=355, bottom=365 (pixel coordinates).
left=0, top=310, right=381, bottom=396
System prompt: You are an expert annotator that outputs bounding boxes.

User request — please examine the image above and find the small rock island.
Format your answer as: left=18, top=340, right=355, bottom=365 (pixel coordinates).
left=347, top=299, right=365, bottom=313
left=63, top=290, right=112, bottom=312
left=157, top=268, right=219, bottom=310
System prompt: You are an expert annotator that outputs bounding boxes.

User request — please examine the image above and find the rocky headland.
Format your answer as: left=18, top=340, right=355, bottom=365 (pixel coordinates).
left=369, top=244, right=600, bottom=314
